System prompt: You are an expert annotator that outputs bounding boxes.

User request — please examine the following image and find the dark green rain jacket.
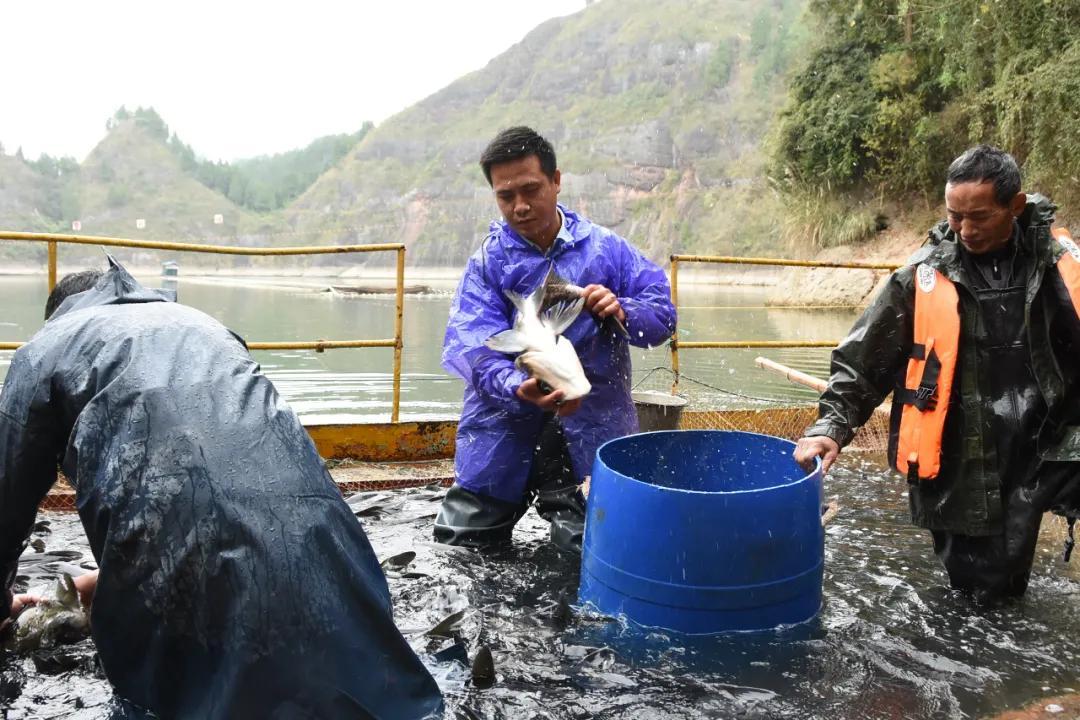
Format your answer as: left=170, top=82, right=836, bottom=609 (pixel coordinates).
left=0, top=259, right=444, bottom=719
left=807, top=195, right=1080, bottom=535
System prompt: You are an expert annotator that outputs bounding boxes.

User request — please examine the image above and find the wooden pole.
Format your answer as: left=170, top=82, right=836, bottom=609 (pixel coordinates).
left=754, top=356, right=827, bottom=392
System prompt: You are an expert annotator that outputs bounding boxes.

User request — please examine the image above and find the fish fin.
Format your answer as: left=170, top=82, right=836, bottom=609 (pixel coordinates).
left=526, top=276, right=547, bottom=312
left=543, top=264, right=559, bottom=287
left=502, top=289, right=528, bottom=316
left=544, top=264, right=575, bottom=291
left=602, top=315, right=631, bottom=339
left=485, top=329, right=527, bottom=354
left=541, top=266, right=580, bottom=303
left=541, top=297, right=584, bottom=336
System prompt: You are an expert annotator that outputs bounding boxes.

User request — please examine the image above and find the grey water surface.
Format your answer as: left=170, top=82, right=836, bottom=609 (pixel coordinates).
left=0, top=274, right=859, bottom=419
left=4, top=457, right=1080, bottom=719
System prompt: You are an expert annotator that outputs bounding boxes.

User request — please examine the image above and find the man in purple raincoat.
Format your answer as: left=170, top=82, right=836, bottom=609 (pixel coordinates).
left=434, top=126, right=676, bottom=552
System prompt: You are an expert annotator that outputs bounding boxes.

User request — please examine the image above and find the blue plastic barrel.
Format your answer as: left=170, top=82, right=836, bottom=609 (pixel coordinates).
left=579, top=430, right=823, bottom=634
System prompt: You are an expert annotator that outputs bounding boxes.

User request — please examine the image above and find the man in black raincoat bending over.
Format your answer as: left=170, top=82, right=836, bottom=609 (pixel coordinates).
left=795, top=145, right=1080, bottom=602
left=0, top=259, right=443, bottom=719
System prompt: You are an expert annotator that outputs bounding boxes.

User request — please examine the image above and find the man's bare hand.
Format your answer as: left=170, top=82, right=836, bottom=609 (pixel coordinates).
left=73, top=570, right=98, bottom=609
left=1, top=593, right=42, bottom=633
left=516, top=379, right=582, bottom=417
left=794, top=435, right=841, bottom=475
left=580, top=284, right=626, bottom=323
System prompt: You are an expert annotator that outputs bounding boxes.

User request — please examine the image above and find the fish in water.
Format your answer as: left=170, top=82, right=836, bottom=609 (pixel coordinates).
left=485, top=272, right=592, bottom=401
left=540, top=267, right=630, bottom=340
left=424, top=609, right=467, bottom=638
left=3, top=574, right=89, bottom=653
left=471, top=645, right=495, bottom=688
left=380, top=551, right=417, bottom=571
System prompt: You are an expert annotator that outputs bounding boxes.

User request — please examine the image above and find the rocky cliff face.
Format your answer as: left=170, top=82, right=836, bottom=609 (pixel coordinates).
left=0, top=0, right=806, bottom=269
left=286, top=0, right=805, bottom=267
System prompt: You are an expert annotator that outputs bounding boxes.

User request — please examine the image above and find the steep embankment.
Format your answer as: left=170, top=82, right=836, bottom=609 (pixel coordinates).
left=286, top=0, right=807, bottom=266
left=767, top=220, right=927, bottom=307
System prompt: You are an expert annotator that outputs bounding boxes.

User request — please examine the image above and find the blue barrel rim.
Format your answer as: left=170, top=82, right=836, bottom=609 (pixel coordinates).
left=594, top=429, right=821, bottom=497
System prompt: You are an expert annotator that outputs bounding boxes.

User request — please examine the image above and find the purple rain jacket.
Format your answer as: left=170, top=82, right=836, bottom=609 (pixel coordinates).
left=442, top=205, right=676, bottom=503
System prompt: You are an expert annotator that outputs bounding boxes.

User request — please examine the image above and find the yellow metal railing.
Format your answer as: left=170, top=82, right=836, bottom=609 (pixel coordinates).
left=668, top=253, right=902, bottom=392
left=0, top=232, right=407, bottom=422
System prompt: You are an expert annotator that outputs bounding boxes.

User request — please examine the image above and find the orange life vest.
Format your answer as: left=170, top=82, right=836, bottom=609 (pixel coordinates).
left=1053, top=227, right=1080, bottom=311
left=895, top=227, right=1080, bottom=482
left=894, top=264, right=960, bottom=482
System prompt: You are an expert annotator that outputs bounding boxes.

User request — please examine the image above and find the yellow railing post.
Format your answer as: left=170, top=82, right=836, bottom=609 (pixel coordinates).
left=669, top=255, right=680, bottom=395
left=47, top=241, right=57, bottom=291
left=392, top=246, right=405, bottom=424
left=663, top=253, right=900, bottom=360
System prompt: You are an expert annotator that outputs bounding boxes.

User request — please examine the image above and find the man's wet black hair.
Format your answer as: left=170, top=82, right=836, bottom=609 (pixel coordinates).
left=946, top=144, right=1022, bottom=207
left=479, top=126, right=557, bottom=185
left=45, top=270, right=103, bottom=320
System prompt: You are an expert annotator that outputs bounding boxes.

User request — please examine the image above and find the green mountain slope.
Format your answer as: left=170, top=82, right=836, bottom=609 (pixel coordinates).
left=0, top=153, right=75, bottom=263
left=75, top=119, right=256, bottom=243
left=1, top=0, right=809, bottom=268
left=287, top=0, right=807, bottom=266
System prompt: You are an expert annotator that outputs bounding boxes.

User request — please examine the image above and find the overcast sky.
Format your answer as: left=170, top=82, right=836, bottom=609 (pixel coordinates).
left=1, top=1, right=586, bottom=163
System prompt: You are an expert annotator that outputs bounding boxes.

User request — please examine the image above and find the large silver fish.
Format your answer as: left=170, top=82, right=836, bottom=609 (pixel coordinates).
left=485, top=273, right=592, bottom=401
left=3, top=573, right=89, bottom=653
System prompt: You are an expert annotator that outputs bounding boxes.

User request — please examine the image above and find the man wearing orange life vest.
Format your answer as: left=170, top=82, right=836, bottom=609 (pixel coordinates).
left=794, top=145, right=1080, bottom=602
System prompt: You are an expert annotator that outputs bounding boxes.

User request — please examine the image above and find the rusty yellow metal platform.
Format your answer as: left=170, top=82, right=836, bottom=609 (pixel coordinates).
left=39, top=407, right=874, bottom=512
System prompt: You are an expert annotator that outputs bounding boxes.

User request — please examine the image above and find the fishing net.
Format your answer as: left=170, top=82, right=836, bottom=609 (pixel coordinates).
left=40, top=474, right=76, bottom=512
left=632, top=366, right=892, bottom=456
left=41, top=364, right=894, bottom=511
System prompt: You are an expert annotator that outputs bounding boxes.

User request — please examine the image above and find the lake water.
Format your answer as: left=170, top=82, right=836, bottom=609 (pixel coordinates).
left=6, top=463, right=1080, bottom=720
left=0, top=273, right=863, bottom=422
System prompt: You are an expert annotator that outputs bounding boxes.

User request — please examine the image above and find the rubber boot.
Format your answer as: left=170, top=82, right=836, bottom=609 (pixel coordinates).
left=534, top=482, right=586, bottom=553
left=433, top=483, right=528, bottom=548
left=527, top=414, right=585, bottom=553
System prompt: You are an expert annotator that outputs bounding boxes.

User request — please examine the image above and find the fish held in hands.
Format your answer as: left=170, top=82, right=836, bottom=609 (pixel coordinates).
left=4, top=574, right=89, bottom=653
left=485, top=275, right=592, bottom=401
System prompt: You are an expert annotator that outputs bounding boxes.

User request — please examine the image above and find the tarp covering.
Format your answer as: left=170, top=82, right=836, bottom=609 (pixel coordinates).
left=0, top=259, right=443, bottom=719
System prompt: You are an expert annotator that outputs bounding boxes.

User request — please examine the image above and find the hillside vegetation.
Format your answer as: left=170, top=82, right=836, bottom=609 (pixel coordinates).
left=0, top=108, right=371, bottom=262
left=774, top=0, right=1080, bottom=245
left=289, top=0, right=808, bottom=266
left=1, top=0, right=811, bottom=268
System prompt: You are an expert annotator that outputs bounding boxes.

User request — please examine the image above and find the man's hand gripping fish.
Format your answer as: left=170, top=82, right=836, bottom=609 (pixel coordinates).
left=485, top=270, right=593, bottom=400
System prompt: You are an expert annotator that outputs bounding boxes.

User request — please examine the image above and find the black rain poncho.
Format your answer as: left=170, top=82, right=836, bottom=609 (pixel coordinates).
left=0, top=260, right=443, bottom=719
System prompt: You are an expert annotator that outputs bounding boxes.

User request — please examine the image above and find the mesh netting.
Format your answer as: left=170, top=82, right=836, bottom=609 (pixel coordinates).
left=633, top=366, right=892, bottom=455
left=40, top=367, right=894, bottom=511
left=41, top=474, right=76, bottom=512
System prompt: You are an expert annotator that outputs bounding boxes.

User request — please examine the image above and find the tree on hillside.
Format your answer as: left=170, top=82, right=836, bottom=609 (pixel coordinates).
left=774, top=0, right=1080, bottom=209
left=132, top=107, right=169, bottom=141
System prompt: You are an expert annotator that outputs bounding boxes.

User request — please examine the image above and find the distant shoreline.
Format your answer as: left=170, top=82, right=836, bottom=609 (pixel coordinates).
left=0, top=263, right=783, bottom=289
